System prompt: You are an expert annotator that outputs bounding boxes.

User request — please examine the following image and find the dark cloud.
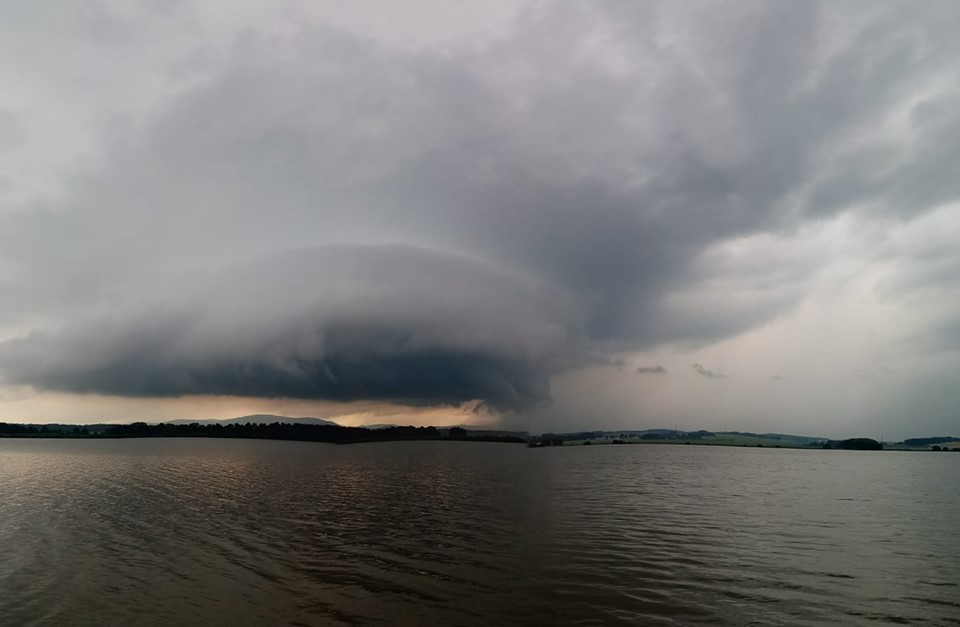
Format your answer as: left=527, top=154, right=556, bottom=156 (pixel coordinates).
left=692, top=364, right=724, bottom=379
left=0, top=246, right=576, bottom=410
left=636, top=366, right=667, bottom=375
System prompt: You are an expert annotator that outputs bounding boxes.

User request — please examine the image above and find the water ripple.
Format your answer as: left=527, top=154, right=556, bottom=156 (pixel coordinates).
left=0, top=440, right=958, bottom=625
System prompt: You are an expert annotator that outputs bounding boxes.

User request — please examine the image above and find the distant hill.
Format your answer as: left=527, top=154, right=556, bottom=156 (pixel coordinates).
left=165, top=414, right=338, bottom=427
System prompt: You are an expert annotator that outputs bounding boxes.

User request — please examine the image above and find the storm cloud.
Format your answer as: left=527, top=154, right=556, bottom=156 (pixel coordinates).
left=0, top=1, right=959, bottom=435
left=0, top=246, right=574, bottom=409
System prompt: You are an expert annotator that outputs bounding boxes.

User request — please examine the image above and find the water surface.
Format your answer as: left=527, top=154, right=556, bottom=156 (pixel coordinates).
left=0, top=439, right=957, bottom=625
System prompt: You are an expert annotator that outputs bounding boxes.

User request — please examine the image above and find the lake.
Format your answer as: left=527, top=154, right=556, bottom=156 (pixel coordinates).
left=0, top=439, right=957, bottom=625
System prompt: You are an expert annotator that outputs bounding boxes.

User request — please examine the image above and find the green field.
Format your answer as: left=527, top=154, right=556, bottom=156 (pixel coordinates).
left=562, top=432, right=820, bottom=448
left=540, top=431, right=960, bottom=450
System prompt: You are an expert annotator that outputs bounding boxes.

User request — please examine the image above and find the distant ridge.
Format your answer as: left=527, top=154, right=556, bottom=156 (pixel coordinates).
left=165, top=414, right=338, bottom=427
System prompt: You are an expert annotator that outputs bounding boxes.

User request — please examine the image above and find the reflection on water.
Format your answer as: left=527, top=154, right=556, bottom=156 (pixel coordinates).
left=0, top=439, right=958, bottom=626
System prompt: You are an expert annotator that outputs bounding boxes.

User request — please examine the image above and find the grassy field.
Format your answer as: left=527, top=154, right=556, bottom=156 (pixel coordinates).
left=885, top=441, right=960, bottom=451
left=550, top=432, right=960, bottom=450
left=562, top=433, right=819, bottom=448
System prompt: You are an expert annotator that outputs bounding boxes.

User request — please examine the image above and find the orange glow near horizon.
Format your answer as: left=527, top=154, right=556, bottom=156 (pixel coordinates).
left=0, top=389, right=499, bottom=428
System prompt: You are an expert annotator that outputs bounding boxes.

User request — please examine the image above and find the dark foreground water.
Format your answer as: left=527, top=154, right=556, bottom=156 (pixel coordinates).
left=0, top=439, right=958, bottom=626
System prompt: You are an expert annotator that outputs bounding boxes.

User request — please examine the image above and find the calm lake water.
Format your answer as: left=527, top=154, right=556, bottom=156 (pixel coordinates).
left=0, top=439, right=958, bottom=626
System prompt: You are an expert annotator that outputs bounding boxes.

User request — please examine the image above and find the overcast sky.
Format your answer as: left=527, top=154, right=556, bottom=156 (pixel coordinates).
left=0, top=1, right=958, bottom=438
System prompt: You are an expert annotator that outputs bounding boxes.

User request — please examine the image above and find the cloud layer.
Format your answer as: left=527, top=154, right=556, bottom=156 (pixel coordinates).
left=0, top=1, right=958, bottom=434
left=0, top=246, right=574, bottom=409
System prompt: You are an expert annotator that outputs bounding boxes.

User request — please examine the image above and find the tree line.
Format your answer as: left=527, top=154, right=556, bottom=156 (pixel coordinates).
left=0, top=421, right=526, bottom=444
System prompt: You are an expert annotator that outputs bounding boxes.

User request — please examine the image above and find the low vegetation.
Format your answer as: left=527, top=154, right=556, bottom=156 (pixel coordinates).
left=4, top=421, right=958, bottom=451
left=528, top=430, right=960, bottom=451
left=0, top=421, right=526, bottom=445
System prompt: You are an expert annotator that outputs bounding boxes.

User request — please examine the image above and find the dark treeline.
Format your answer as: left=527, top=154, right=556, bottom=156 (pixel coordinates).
left=824, top=438, right=883, bottom=450
left=902, top=436, right=959, bottom=447
left=536, top=431, right=604, bottom=445
left=0, top=421, right=526, bottom=445
left=0, top=422, right=93, bottom=436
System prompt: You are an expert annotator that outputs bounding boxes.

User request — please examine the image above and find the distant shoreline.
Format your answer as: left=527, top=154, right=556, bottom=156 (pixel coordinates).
left=528, top=433, right=960, bottom=452
left=0, top=421, right=527, bottom=445
left=2, top=422, right=958, bottom=451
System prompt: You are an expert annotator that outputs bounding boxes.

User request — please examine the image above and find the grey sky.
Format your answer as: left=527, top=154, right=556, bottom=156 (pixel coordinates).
left=0, top=1, right=958, bottom=438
